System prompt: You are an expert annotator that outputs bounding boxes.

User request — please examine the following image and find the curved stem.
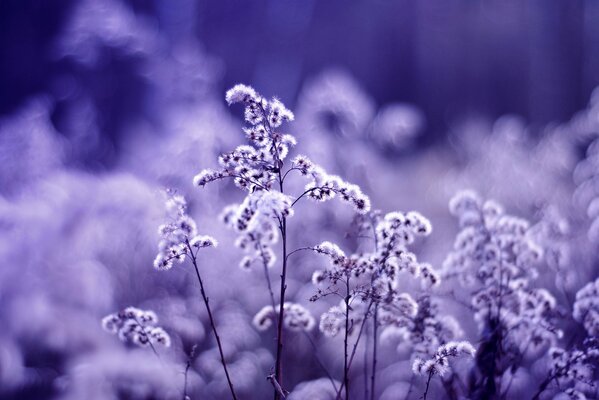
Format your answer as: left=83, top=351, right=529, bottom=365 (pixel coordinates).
left=186, top=240, right=239, bottom=400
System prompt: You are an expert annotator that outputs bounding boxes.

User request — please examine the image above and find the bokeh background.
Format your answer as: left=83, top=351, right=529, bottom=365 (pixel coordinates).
left=1, top=1, right=599, bottom=399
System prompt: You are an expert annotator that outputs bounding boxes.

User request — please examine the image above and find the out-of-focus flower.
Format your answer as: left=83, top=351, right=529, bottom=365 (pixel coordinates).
left=102, top=306, right=171, bottom=348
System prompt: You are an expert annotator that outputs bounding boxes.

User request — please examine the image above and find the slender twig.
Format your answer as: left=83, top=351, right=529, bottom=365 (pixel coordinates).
left=281, top=166, right=301, bottom=184
left=268, top=374, right=287, bottom=399
left=423, top=370, right=434, bottom=400
left=370, top=304, right=378, bottom=400
left=334, top=298, right=375, bottom=400
left=257, top=239, right=278, bottom=312
left=185, top=240, right=239, bottom=400
left=183, top=345, right=197, bottom=400
left=285, top=246, right=312, bottom=262
left=363, top=327, right=369, bottom=400
left=273, top=169, right=288, bottom=400
left=343, top=276, right=351, bottom=400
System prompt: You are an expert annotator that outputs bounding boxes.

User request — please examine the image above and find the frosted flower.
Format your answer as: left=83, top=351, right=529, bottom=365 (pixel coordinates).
left=252, top=303, right=315, bottom=332
left=291, top=155, right=371, bottom=214
left=573, top=278, right=599, bottom=336
left=226, top=84, right=260, bottom=105
left=319, top=305, right=345, bottom=337
left=314, top=241, right=347, bottom=264
left=190, top=235, right=218, bottom=249
left=443, top=191, right=557, bottom=344
left=153, top=192, right=216, bottom=271
left=412, top=341, right=475, bottom=377
left=102, top=307, right=171, bottom=348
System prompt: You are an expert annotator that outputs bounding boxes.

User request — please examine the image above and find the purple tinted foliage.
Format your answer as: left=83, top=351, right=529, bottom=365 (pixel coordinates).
left=1, top=2, right=599, bottom=400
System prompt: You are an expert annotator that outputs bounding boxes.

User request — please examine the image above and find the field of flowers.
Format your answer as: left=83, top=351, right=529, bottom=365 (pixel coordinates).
left=1, top=1, right=599, bottom=399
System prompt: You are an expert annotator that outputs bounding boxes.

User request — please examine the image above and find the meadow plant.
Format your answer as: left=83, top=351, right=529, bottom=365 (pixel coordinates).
left=193, top=84, right=372, bottom=398
left=442, top=191, right=562, bottom=399
left=154, top=191, right=238, bottom=399
left=102, top=306, right=171, bottom=350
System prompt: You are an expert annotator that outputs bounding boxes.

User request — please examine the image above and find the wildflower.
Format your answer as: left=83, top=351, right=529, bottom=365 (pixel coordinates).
left=412, top=341, right=476, bottom=377
left=102, top=306, right=171, bottom=348
left=153, top=191, right=217, bottom=271
left=573, top=278, right=599, bottom=336
left=253, top=303, right=315, bottom=333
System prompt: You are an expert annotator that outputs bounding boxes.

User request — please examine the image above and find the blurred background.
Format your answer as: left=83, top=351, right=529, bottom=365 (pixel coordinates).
left=1, top=1, right=599, bottom=399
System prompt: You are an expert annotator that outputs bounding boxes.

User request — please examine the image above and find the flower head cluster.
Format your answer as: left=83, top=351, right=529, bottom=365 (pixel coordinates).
left=412, top=341, right=476, bottom=377
left=293, top=155, right=370, bottom=214
left=311, top=209, right=436, bottom=297
left=291, top=155, right=371, bottom=213
left=194, top=84, right=296, bottom=193
left=311, top=210, right=436, bottom=341
left=317, top=300, right=371, bottom=338
left=381, top=296, right=464, bottom=357
left=253, top=303, right=315, bottom=332
left=194, top=85, right=372, bottom=277
left=153, top=192, right=217, bottom=271
left=544, top=338, right=599, bottom=399
left=221, top=190, right=294, bottom=271
left=573, top=278, right=599, bottom=336
left=102, top=306, right=171, bottom=348
left=443, top=191, right=558, bottom=347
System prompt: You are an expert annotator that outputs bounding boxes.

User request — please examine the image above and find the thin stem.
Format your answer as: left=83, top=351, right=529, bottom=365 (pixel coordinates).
left=285, top=246, right=312, bottom=262
left=423, top=370, right=434, bottom=400
left=343, top=276, right=351, bottom=400
left=183, top=359, right=191, bottom=400
left=268, top=374, right=287, bottom=399
left=257, top=240, right=277, bottom=312
left=370, top=305, right=378, bottom=400
left=185, top=240, right=239, bottom=400
left=274, top=171, right=288, bottom=400
left=281, top=166, right=301, bottom=184
left=363, top=328, right=369, bottom=400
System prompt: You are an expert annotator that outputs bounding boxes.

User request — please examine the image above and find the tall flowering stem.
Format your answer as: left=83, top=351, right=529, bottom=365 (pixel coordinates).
left=154, top=193, right=238, bottom=400
left=194, top=84, right=370, bottom=398
left=185, top=239, right=239, bottom=400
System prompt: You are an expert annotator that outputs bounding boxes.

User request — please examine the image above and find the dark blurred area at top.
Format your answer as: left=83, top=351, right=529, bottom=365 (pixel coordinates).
left=1, top=0, right=598, bottom=142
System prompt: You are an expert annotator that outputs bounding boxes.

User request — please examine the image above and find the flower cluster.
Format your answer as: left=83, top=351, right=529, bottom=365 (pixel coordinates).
left=253, top=303, right=315, bottom=332
left=380, top=296, right=463, bottom=357
left=543, top=338, right=599, bottom=399
left=291, top=155, right=371, bottom=214
left=310, top=209, right=437, bottom=354
left=443, top=191, right=559, bottom=348
left=573, top=277, right=599, bottom=336
left=102, top=307, right=171, bottom=348
left=153, top=192, right=217, bottom=271
left=193, top=84, right=296, bottom=193
left=221, top=190, right=294, bottom=271
left=412, top=341, right=476, bottom=377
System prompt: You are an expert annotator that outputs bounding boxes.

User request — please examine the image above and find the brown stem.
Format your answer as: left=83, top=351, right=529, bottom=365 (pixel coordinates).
left=186, top=240, right=239, bottom=400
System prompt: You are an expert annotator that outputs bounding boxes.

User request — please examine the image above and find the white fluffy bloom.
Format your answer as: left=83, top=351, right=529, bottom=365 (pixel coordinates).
left=412, top=341, right=475, bottom=377
left=573, top=278, right=599, bottom=336
left=154, top=192, right=214, bottom=271
left=252, top=303, right=315, bottom=333
left=225, top=84, right=259, bottom=105
left=319, top=305, right=345, bottom=337
left=102, top=307, right=170, bottom=348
